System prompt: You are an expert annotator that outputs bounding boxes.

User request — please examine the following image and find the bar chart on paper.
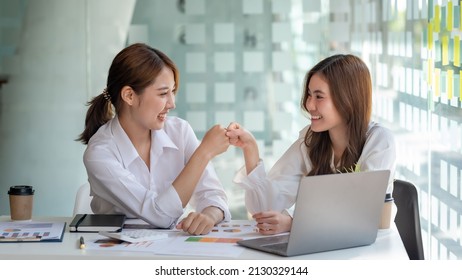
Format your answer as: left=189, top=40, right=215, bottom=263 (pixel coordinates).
left=1, top=223, right=52, bottom=237
left=185, top=236, right=241, bottom=243
left=161, top=220, right=260, bottom=257
left=0, top=221, right=66, bottom=242
left=180, top=220, right=259, bottom=245
left=85, top=220, right=261, bottom=258
left=208, top=220, right=258, bottom=237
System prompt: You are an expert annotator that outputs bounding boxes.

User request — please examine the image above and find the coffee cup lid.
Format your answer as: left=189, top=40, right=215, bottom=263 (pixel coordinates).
left=384, top=192, right=393, bottom=202
left=8, top=185, right=34, bottom=195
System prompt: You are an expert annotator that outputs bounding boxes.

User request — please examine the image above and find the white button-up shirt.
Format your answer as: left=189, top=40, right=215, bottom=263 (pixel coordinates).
left=84, top=116, right=231, bottom=228
left=233, top=122, right=396, bottom=215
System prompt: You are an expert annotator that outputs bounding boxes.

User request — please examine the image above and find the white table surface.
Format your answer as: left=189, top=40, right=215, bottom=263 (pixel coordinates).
left=0, top=216, right=408, bottom=260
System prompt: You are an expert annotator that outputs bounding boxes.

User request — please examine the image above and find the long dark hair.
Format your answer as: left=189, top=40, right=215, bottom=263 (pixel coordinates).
left=300, top=54, right=372, bottom=175
left=77, top=43, right=179, bottom=144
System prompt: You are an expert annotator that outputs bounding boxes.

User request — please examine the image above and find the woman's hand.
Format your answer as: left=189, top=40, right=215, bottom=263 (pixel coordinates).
left=198, top=124, right=230, bottom=159
left=226, top=122, right=260, bottom=174
left=253, top=211, right=292, bottom=235
left=176, top=212, right=215, bottom=235
left=225, top=122, right=257, bottom=149
left=176, top=206, right=223, bottom=235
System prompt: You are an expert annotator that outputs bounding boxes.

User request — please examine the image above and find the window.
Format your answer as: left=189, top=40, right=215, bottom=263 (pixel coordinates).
left=131, top=0, right=462, bottom=259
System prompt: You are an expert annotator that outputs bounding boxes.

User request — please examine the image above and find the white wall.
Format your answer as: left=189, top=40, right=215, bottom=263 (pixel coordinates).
left=0, top=0, right=135, bottom=216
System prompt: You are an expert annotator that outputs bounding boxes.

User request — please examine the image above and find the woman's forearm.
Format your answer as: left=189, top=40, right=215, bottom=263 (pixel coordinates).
left=172, top=146, right=212, bottom=207
left=243, top=142, right=260, bottom=175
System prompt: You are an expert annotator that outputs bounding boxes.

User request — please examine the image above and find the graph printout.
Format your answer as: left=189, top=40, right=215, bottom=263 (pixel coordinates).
left=86, top=220, right=260, bottom=257
left=0, top=221, right=66, bottom=241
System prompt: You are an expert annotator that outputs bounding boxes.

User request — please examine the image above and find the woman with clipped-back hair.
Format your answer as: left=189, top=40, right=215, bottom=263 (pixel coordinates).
left=226, top=54, right=396, bottom=235
left=78, top=43, right=231, bottom=235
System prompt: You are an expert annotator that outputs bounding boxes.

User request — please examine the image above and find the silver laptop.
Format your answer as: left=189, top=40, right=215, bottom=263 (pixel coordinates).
left=237, top=170, right=390, bottom=257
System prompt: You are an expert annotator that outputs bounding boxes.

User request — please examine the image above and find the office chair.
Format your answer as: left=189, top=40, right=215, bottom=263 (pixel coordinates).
left=392, top=179, right=425, bottom=260
left=73, top=182, right=93, bottom=215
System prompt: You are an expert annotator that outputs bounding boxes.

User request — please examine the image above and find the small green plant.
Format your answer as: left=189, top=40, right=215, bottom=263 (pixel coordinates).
left=337, top=163, right=361, bottom=174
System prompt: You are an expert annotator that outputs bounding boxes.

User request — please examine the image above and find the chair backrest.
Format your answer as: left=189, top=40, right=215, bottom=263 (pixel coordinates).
left=393, top=179, right=425, bottom=260
left=73, top=182, right=93, bottom=215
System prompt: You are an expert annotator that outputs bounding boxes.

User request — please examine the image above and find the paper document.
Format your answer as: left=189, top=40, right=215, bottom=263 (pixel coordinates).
left=85, top=220, right=259, bottom=258
left=0, top=221, right=66, bottom=242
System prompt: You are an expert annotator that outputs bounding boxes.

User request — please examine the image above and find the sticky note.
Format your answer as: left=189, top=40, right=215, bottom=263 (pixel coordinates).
left=434, top=5, right=441, bottom=33
left=447, top=1, right=453, bottom=31
left=454, top=36, right=460, bottom=67
left=447, top=69, right=453, bottom=99
left=428, top=21, right=433, bottom=50
left=434, top=68, right=441, bottom=97
left=442, top=35, right=449, bottom=65
left=427, top=58, right=434, bottom=86
left=460, top=70, right=462, bottom=101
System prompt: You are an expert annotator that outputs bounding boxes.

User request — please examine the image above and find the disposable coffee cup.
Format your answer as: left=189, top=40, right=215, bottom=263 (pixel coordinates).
left=8, top=185, right=34, bottom=221
left=379, top=193, right=393, bottom=229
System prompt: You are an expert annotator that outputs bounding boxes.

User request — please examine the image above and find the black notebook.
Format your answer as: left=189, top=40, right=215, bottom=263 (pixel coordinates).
left=69, top=214, right=126, bottom=232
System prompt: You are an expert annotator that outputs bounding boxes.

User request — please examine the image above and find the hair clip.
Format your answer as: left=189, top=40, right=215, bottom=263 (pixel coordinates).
left=102, top=88, right=110, bottom=102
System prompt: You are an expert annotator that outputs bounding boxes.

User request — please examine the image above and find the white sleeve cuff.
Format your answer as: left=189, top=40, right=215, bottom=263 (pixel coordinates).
left=282, top=208, right=294, bottom=218
left=233, top=160, right=266, bottom=188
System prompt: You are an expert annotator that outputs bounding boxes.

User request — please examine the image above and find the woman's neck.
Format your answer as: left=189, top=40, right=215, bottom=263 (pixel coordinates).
left=118, top=115, right=151, bottom=168
left=329, top=125, right=348, bottom=165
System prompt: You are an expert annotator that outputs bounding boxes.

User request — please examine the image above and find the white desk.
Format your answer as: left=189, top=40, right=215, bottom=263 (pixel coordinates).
left=0, top=216, right=408, bottom=260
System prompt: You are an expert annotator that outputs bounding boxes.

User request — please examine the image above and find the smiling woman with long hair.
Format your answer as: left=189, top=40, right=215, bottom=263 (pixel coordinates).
left=226, top=54, right=396, bottom=235
left=78, top=43, right=231, bottom=235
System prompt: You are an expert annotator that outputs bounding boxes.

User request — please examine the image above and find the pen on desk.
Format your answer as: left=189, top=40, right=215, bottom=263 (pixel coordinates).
left=79, top=236, right=85, bottom=249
